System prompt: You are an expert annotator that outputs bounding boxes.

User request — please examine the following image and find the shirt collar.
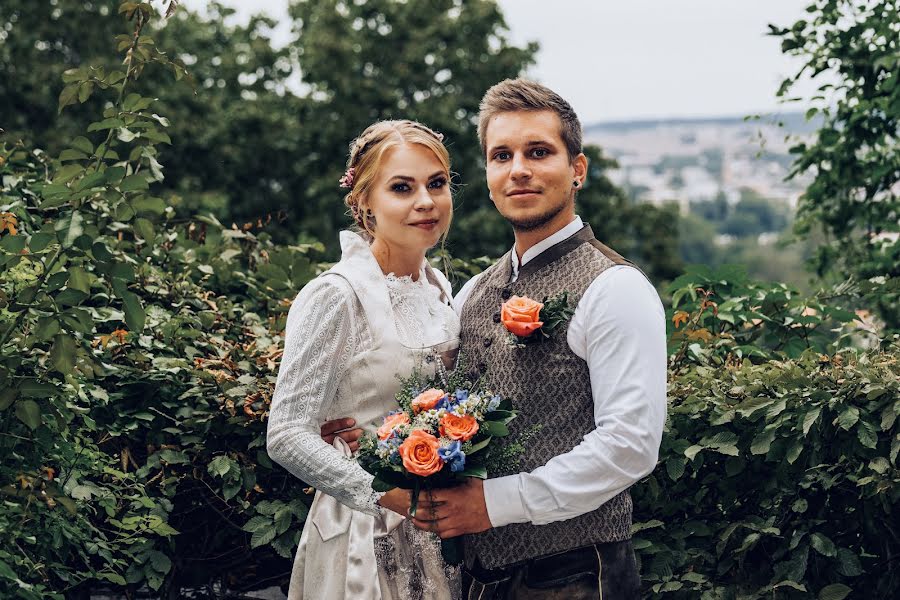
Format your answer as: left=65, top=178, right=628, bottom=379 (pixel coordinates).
left=510, top=216, right=584, bottom=279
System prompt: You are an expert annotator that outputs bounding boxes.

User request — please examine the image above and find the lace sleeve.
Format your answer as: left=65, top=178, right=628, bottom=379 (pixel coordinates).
left=266, top=276, right=382, bottom=516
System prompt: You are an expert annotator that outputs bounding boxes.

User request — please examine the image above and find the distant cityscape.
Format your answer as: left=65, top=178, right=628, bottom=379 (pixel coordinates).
left=584, top=112, right=813, bottom=213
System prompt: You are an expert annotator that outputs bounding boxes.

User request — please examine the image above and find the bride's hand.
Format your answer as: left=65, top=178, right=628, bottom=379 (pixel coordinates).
left=320, top=418, right=364, bottom=452
left=376, top=488, right=413, bottom=516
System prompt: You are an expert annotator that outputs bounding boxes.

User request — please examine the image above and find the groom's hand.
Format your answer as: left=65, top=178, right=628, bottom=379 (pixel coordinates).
left=320, top=418, right=363, bottom=452
left=412, top=478, right=492, bottom=538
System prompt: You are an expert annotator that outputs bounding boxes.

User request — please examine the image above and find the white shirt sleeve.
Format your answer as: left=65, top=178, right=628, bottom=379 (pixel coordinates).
left=266, top=276, right=382, bottom=516
left=451, top=271, right=487, bottom=316
left=483, top=265, right=667, bottom=526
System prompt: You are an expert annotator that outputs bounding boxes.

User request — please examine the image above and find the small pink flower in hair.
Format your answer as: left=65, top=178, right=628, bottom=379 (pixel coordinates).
left=339, top=167, right=356, bottom=189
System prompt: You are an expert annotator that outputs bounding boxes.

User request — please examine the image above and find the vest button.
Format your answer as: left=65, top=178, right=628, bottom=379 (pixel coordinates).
left=492, top=312, right=501, bottom=323
left=483, top=338, right=492, bottom=348
left=500, top=288, right=512, bottom=300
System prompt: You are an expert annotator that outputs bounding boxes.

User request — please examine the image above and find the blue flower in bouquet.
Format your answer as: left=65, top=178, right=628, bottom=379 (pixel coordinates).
left=438, top=440, right=466, bottom=473
left=454, top=389, right=469, bottom=404
left=377, top=433, right=401, bottom=461
left=487, top=395, right=502, bottom=412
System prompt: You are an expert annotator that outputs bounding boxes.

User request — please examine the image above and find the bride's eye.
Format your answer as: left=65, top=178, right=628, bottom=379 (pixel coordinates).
left=428, top=177, right=447, bottom=189
left=391, top=182, right=411, bottom=193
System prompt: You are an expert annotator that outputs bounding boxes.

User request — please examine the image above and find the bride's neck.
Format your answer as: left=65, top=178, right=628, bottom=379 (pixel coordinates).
left=370, top=238, right=425, bottom=280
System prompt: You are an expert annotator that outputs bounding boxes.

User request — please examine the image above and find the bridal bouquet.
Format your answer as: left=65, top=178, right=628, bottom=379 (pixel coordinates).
left=357, top=365, right=519, bottom=565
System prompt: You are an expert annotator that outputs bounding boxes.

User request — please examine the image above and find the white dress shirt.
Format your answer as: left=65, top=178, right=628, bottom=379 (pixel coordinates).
left=452, top=216, right=667, bottom=528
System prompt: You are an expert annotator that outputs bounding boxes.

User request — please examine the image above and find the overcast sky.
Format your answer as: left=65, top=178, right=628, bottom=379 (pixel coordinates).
left=179, top=0, right=815, bottom=123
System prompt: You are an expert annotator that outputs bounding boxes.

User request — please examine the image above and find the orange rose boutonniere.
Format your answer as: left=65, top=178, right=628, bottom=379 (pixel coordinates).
left=500, top=292, right=574, bottom=346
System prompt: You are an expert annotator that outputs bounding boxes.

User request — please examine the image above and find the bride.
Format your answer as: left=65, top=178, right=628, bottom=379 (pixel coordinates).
left=266, top=120, right=461, bottom=599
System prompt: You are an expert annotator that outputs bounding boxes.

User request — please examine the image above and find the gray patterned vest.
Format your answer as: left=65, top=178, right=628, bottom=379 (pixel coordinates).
left=461, top=225, right=635, bottom=570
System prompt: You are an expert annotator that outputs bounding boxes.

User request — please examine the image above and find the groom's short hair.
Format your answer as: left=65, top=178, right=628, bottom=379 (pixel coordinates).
left=478, top=78, right=583, bottom=161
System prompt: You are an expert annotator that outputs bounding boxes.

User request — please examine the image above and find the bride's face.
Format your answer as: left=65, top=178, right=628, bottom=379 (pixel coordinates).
left=364, top=143, right=452, bottom=254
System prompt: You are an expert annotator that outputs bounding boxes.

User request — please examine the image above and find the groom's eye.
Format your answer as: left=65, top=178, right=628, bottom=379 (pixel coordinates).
left=530, top=148, right=549, bottom=158
left=492, top=151, right=511, bottom=161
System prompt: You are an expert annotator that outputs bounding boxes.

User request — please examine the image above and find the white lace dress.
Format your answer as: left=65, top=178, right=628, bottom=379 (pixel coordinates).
left=267, top=231, right=461, bottom=600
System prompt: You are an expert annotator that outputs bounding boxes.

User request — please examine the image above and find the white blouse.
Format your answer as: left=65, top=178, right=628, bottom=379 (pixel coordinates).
left=267, top=255, right=460, bottom=515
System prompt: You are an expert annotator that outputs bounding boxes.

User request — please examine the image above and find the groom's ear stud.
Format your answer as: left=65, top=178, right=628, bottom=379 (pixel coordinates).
left=573, top=180, right=579, bottom=187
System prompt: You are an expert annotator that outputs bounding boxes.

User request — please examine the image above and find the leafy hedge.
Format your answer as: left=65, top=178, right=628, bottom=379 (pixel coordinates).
left=0, top=3, right=897, bottom=599
left=637, top=350, right=899, bottom=599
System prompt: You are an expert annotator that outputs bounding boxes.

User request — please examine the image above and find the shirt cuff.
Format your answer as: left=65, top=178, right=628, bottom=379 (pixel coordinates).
left=483, top=475, right=528, bottom=528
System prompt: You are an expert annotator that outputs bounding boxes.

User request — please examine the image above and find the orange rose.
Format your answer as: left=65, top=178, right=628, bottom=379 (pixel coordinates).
left=501, top=295, right=544, bottom=337
left=411, top=388, right=446, bottom=414
left=439, top=413, right=479, bottom=442
left=377, top=412, right=410, bottom=440
left=398, top=429, right=443, bottom=476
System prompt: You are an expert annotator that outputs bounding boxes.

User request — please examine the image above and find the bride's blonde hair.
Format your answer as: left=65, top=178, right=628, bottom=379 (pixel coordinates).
left=342, top=120, right=452, bottom=240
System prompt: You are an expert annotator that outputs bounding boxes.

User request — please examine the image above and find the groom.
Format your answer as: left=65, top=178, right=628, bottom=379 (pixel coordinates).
left=324, top=79, right=666, bottom=598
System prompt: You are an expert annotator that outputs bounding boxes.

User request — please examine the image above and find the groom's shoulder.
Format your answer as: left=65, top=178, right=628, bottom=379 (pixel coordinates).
left=451, top=255, right=505, bottom=314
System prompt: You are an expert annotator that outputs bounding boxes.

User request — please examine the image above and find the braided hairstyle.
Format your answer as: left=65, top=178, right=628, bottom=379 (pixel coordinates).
left=341, top=120, right=450, bottom=239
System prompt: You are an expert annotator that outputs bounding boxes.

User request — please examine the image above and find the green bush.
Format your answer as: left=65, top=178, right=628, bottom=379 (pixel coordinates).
left=637, top=349, right=899, bottom=599
left=0, top=4, right=325, bottom=596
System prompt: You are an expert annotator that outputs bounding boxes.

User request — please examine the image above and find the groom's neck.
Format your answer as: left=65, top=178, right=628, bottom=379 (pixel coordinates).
left=513, top=208, right=576, bottom=261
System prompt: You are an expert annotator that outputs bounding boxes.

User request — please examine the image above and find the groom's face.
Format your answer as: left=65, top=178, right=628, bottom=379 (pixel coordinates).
left=483, top=110, right=585, bottom=232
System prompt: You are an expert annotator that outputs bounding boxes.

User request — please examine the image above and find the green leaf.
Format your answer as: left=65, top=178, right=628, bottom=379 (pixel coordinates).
left=15, top=400, right=41, bottom=430
left=802, top=407, right=821, bottom=436
left=49, top=335, right=77, bottom=375
left=58, top=84, right=79, bottom=113
left=120, top=174, right=150, bottom=192
left=55, top=211, right=84, bottom=247
left=836, top=548, right=863, bottom=577
left=208, top=455, right=236, bottom=478
left=836, top=406, right=859, bottom=430
left=59, top=149, right=89, bottom=162
left=149, top=551, right=172, bottom=574
left=250, top=524, right=277, bottom=548
left=133, top=196, right=167, bottom=215
left=685, top=445, right=704, bottom=460
left=481, top=421, right=509, bottom=436
left=0, top=388, right=16, bottom=411
left=459, top=465, right=487, bottom=479
left=666, top=457, right=686, bottom=480
left=856, top=420, right=877, bottom=449
left=87, top=118, right=126, bottom=132
left=19, top=380, right=57, bottom=398
left=77, top=81, right=94, bottom=103
left=70, top=137, right=94, bottom=155
left=810, top=532, right=837, bottom=557
left=0, top=559, right=18, bottom=580
left=119, top=290, right=145, bottom=332
left=242, top=515, right=271, bottom=533
left=818, top=583, right=851, bottom=600
left=134, top=217, right=155, bottom=242
left=751, top=430, right=776, bottom=455
left=67, top=266, right=91, bottom=293
left=29, top=232, right=56, bottom=252
left=371, top=477, right=397, bottom=492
